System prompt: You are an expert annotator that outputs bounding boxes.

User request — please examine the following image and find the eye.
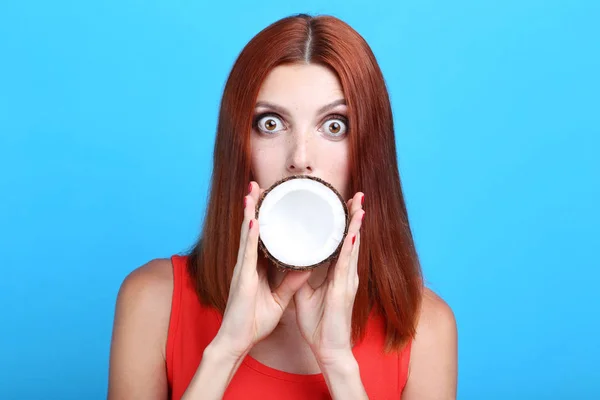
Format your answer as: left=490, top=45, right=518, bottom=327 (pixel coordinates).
left=254, top=114, right=285, bottom=134
left=320, top=115, right=348, bottom=138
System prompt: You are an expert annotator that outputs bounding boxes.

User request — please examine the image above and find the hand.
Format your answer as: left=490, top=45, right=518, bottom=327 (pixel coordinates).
left=213, top=181, right=313, bottom=359
left=294, top=191, right=365, bottom=367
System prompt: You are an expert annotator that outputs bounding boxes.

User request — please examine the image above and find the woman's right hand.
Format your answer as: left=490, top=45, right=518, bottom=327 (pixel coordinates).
left=212, top=181, right=312, bottom=359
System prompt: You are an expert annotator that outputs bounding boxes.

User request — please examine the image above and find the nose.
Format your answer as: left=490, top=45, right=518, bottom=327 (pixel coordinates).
left=286, top=132, right=313, bottom=174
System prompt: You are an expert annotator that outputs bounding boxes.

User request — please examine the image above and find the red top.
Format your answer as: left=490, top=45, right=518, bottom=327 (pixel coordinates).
left=166, top=254, right=411, bottom=399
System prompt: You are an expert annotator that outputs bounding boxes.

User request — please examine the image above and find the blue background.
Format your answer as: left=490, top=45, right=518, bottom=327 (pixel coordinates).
left=1, top=0, right=598, bottom=399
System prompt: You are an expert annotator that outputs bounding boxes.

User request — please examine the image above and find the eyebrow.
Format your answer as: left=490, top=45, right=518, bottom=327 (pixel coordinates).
left=254, top=99, right=347, bottom=117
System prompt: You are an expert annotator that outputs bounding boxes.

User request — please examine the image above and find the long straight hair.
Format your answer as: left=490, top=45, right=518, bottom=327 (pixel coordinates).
left=187, top=14, right=423, bottom=352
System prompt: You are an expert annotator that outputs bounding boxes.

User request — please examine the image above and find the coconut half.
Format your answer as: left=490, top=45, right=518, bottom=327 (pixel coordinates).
left=255, top=175, right=349, bottom=271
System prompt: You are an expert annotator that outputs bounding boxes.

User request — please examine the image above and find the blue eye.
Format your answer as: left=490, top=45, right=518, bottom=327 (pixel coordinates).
left=255, top=114, right=285, bottom=134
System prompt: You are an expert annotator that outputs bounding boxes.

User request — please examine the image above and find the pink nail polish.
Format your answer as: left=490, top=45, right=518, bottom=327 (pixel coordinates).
left=352, top=235, right=356, bottom=245
left=249, top=220, right=254, bottom=229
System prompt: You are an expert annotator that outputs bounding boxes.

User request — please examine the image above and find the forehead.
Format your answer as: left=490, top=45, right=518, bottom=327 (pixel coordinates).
left=256, top=63, right=345, bottom=107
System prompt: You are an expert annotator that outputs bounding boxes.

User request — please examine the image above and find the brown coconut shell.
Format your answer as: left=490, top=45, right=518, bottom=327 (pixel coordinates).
left=255, top=175, right=350, bottom=271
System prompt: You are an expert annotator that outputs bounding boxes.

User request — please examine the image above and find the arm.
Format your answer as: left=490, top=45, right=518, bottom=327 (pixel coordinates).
left=318, top=352, right=368, bottom=400
left=183, top=181, right=313, bottom=399
left=295, top=192, right=368, bottom=400
left=402, top=288, right=458, bottom=400
left=107, top=259, right=173, bottom=400
left=107, top=260, right=255, bottom=400
left=181, top=339, right=247, bottom=399
left=106, top=259, right=261, bottom=400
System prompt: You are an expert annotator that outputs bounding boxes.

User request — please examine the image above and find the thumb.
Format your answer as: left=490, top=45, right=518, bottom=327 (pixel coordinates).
left=273, top=270, right=311, bottom=310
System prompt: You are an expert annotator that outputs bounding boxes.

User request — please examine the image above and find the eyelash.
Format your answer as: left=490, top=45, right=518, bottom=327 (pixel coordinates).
left=252, top=113, right=349, bottom=135
left=252, top=112, right=285, bottom=131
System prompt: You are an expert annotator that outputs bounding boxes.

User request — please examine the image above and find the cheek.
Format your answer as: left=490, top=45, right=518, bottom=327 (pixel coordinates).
left=250, top=142, right=282, bottom=187
left=323, top=144, right=351, bottom=198
left=336, top=163, right=351, bottom=199
left=250, top=150, right=266, bottom=180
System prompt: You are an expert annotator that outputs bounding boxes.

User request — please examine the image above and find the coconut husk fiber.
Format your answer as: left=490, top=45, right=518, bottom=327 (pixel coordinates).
left=255, top=175, right=350, bottom=271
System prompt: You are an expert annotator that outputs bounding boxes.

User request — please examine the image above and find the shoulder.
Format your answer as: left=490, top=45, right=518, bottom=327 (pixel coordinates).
left=403, top=287, right=458, bottom=399
left=114, top=258, right=174, bottom=349
left=415, top=288, right=457, bottom=342
left=108, top=258, right=174, bottom=398
left=117, top=258, right=174, bottom=306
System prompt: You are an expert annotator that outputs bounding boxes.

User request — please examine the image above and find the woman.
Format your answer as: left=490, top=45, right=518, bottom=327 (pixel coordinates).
left=108, top=13, right=457, bottom=399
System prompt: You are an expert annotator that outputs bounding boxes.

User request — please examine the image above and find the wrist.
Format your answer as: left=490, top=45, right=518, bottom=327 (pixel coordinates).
left=205, top=334, right=250, bottom=364
left=316, top=349, right=359, bottom=376
left=182, top=337, right=248, bottom=400
left=317, top=353, right=367, bottom=400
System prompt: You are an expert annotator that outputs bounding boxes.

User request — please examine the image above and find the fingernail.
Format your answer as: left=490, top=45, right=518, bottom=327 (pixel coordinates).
left=352, top=235, right=356, bottom=245
left=361, top=195, right=365, bottom=206
left=248, top=183, right=253, bottom=194
left=249, top=220, right=254, bottom=229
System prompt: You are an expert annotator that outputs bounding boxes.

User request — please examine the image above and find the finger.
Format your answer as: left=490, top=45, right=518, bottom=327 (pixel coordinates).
left=248, top=182, right=264, bottom=228
left=348, top=231, right=361, bottom=291
left=347, top=192, right=364, bottom=280
left=338, top=192, right=363, bottom=268
left=324, top=260, right=337, bottom=289
left=234, top=182, right=258, bottom=276
left=272, top=270, right=312, bottom=311
left=249, top=181, right=264, bottom=209
left=234, top=182, right=266, bottom=283
left=247, top=181, right=258, bottom=216
left=295, top=277, right=316, bottom=304
left=240, top=214, right=260, bottom=280
left=350, top=192, right=364, bottom=217
left=331, top=202, right=365, bottom=289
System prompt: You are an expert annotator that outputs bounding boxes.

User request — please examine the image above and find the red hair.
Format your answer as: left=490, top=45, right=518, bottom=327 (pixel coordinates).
left=187, top=14, right=423, bottom=352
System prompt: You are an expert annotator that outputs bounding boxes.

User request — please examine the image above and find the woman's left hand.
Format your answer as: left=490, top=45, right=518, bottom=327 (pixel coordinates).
left=294, top=191, right=365, bottom=369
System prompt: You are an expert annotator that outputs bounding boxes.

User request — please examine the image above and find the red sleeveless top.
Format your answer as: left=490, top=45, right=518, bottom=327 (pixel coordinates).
left=166, top=254, right=411, bottom=399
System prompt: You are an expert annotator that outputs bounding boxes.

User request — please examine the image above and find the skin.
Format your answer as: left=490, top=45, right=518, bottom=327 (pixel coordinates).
left=108, top=63, right=458, bottom=399
left=248, top=63, right=357, bottom=374
left=251, top=62, right=352, bottom=304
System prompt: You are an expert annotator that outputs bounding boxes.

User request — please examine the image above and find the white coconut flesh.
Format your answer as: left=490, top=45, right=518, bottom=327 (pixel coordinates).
left=258, top=178, right=347, bottom=268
